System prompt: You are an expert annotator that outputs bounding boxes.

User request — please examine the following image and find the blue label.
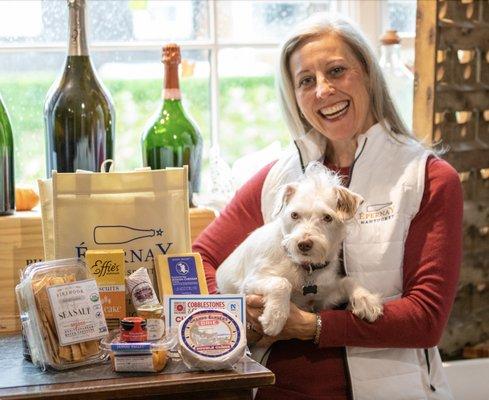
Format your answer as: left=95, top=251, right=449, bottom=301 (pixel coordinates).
left=111, top=343, right=151, bottom=352
left=168, top=256, right=200, bottom=294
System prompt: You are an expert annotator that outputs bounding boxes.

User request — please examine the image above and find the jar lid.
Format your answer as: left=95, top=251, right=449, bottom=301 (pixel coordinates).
left=121, top=317, right=147, bottom=330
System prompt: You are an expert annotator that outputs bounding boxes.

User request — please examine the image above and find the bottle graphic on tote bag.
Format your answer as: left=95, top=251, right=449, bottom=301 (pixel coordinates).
left=0, top=93, right=14, bottom=215
left=141, top=44, right=203, bottom=206
left=44, top=0, right=115, bottom=177
left=93, top=225, right=164, bottom=245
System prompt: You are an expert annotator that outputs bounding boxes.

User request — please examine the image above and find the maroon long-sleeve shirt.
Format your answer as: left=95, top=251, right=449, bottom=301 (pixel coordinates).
left=192, top=156, right=463, bottom=400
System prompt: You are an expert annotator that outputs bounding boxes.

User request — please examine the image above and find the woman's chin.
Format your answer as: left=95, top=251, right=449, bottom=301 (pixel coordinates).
left=320, top=119, right=357, bottom=142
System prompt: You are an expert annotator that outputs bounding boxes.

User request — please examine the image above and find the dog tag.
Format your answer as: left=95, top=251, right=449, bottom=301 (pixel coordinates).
left=302, top=284, right=317, bottom=296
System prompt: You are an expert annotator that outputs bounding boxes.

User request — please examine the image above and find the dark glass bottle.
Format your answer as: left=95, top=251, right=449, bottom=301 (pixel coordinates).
left=44, top=0, right=115, bottom=177
left=0, top=93, right=14, bottom=215
left=141, top=44, right=203, bottom=206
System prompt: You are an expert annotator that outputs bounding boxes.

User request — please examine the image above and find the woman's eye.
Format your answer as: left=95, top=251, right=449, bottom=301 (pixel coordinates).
left=298, top=76, right=314, bottom=87
left=323, top=214, right=333, bottom=223
left=291, top=212, right=299, bottom=220
left=329, top=66, right=345, bottom=77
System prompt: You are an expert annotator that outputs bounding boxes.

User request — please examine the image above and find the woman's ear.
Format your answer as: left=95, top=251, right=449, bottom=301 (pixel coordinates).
left=272, top=183, right=297, bottom=218
left=334, top=187, right=364, bottom=221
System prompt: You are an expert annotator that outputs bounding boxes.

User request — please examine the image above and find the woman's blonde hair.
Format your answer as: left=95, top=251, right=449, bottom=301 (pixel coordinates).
left=277, top=13, right=415, bottom=143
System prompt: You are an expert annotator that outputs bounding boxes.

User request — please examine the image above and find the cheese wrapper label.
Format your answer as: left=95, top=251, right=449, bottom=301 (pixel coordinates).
left=156, top=253, right=208, bottom=296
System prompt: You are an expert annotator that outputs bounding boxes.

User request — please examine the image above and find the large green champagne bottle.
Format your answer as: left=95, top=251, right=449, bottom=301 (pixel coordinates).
left=0, top=94, right=14, bottom=215
left=141, top=44, right=203, bottom=206
left=44, top=0, right=115, bottom=177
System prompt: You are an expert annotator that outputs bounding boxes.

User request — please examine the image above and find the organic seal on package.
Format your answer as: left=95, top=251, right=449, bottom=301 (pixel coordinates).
left=178, top=308, right=246, bottom=371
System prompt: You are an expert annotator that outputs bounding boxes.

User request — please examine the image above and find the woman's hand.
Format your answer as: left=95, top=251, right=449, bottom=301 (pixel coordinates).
left=246, top=294, right=265, bottom=343
left=246, top=295, right=317, bottom=345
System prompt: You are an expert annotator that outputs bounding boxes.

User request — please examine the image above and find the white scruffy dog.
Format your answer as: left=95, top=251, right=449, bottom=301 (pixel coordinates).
left=216, top=162, right=383, bottom=336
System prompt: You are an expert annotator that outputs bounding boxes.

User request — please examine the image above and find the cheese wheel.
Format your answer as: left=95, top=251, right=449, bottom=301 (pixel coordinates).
left=178, top=308, right=246, bottom=371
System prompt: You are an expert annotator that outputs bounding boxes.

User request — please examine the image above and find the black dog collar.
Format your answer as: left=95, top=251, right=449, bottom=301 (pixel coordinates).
left=300, top=262, right=330, bottom=275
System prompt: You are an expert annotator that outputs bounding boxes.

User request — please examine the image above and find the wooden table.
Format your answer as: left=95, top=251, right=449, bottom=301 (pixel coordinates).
left=0, top=334, right=274, bottom=400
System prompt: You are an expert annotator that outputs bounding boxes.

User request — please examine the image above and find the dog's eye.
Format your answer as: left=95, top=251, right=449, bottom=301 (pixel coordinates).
left=323, top=214, right=333, bottom=223
left=290, top=212, right=299, bottom=220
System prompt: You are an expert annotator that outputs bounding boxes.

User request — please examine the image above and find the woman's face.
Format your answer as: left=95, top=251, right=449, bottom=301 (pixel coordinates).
left=289, top=33, right=376, bottom=144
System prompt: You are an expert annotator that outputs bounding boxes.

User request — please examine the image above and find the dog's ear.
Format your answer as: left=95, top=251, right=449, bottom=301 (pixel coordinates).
left=272, top=183, right=297, bottom=218
left=334, top=187, right=364, bottom=221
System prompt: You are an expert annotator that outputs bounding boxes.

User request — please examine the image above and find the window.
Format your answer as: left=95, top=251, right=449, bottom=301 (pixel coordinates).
left=383, top=0, right=417, bottom=68
left=384, top=0, right=417, bottom=35
left=0, top=0, right=416, bottom=192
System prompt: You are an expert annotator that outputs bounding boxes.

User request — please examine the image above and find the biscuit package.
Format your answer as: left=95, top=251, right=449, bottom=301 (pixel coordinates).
left=16, top=258, right=109, bottom=371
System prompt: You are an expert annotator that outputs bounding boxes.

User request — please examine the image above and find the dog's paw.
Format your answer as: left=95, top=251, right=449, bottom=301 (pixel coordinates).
left=350, top=289, right=383, bottom=322
left=259, top=304, right=289, bottom=336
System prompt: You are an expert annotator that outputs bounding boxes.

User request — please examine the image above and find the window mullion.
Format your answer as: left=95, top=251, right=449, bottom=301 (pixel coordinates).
left=209, top=0, right=219, bottom=151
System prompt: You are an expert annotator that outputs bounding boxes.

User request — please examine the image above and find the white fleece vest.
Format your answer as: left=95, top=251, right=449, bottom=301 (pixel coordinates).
left=261, top=123, right=453, bottom=400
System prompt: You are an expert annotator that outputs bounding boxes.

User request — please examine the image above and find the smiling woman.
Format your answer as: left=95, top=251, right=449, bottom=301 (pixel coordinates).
left=193, top=12, right=463, bottom=400
left=289, top=34, right=375, bottom=163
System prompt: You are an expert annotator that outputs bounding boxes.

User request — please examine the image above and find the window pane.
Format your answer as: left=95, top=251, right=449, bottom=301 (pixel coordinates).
left=0, top=0, right=209, bottom=45
left=0, top=51, right=62, bottom=184
left=217, top=1, right=334, bottom=42
left=0, top=49, right=210, bottom=184
left=386, top=0, right=416, bottom=35
left=218, top=48, right=288, bottom=169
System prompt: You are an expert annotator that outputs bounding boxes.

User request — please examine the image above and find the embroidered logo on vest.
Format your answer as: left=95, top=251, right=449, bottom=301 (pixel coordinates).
left=358, top=202, right=394, bottom=224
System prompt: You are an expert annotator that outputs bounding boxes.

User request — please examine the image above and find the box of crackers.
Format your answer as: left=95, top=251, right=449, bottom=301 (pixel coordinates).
left=15, top=258, right=109, bottom=371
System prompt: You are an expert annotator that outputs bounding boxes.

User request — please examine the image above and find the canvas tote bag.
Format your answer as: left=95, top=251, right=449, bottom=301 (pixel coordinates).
left=38, top=166, right=191, bottom=292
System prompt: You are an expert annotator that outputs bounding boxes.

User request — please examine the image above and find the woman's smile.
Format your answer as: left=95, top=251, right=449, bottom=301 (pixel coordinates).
left=318, top=100, right=350, bottom=120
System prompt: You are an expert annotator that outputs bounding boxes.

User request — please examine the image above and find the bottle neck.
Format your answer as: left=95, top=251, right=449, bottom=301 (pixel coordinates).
left=64, top=55, right=93, bottom=75
left=68, top=0, right=89, bottom=56
left=163, top=63, right=181, bottom=100
left=380, top=44, right=402, bottom=67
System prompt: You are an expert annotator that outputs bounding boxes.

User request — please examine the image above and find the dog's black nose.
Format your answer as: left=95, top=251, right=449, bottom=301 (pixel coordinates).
left=298, top=240, right=313, bottom=252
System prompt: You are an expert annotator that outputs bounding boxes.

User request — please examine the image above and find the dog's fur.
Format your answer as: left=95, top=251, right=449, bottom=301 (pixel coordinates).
left=216, top=163, right=383, bottom=336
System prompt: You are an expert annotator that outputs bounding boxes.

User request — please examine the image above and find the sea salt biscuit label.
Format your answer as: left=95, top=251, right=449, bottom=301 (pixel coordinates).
left=47, top=279, right=108, bottom=346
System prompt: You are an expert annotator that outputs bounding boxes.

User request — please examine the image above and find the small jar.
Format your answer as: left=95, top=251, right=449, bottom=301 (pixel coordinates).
left=120, top=317, right=147, bottom=342
left=136, top=303, right=165, bottom=341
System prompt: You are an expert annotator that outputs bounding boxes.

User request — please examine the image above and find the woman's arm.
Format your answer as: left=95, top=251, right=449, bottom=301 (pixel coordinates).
left=192, top=162, right=275, bottom=293
left=316, top=157, right=463, bottom=348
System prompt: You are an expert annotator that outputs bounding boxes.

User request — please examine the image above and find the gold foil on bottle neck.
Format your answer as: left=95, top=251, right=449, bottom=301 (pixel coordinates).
left=162, top=44, right=181, bottom=64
